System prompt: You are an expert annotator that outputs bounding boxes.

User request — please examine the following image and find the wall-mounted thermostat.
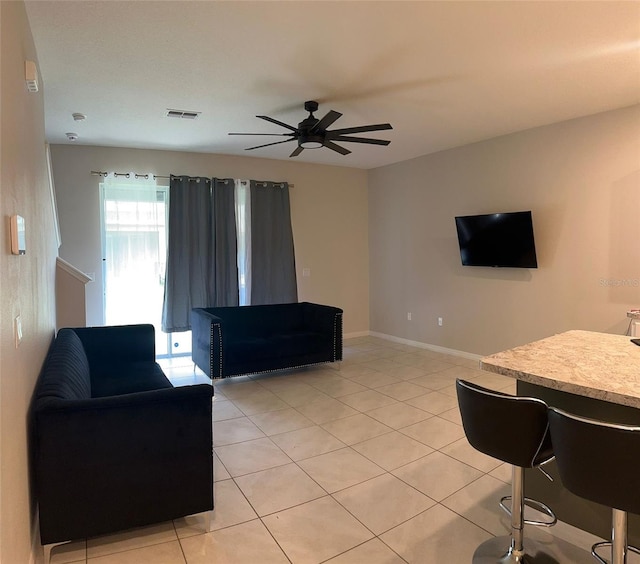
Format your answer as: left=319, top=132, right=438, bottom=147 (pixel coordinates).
left=10, top=215, right=26, bottom=255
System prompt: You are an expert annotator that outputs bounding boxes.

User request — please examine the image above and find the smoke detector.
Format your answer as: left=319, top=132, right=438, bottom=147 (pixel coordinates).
left=72, top=113, right=86, bottom=121
left=66, top=132, right=79, bottom=141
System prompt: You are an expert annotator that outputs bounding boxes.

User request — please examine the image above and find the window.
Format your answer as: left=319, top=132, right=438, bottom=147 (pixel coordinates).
left=100, top=177, right=189, bottom=357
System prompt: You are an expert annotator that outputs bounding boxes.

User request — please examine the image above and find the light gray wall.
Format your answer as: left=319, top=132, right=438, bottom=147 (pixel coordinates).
left=368, top=105, right=640, bottom=356
left=0, top=2, right=58, bottom=561
left=50, top=145, right=370, bottom=334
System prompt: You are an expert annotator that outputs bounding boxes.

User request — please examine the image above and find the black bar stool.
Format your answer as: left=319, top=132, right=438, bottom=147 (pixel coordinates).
left=548, top=407, right=640, bottom=564
left=456, top=379, right=557, bottom=563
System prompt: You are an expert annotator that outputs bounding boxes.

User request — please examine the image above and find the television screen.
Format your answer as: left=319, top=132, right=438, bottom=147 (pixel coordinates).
left=454, top=211, right=538, bottom=268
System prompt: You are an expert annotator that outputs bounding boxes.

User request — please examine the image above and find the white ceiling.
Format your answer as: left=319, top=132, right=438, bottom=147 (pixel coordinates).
left=25, top=1, right=640, bottom=170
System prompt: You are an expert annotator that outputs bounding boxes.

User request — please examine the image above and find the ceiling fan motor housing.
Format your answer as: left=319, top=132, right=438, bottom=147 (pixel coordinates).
left=298, top=115, right=323, bottom=148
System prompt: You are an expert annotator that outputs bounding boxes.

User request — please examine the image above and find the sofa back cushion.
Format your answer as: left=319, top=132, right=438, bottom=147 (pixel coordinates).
left=72, top=324, right=156, bottom=367
left=35, top=329, right=91, bottom=405
left=205, top=302, right=306, bottom=337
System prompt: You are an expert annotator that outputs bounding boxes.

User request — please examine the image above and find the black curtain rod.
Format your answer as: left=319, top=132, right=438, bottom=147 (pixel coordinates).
left=90, top=171, right=293, bottom=187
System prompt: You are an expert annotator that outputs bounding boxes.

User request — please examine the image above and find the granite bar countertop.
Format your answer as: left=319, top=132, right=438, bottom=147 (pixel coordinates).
left=480, top=330, right=640, bottom=409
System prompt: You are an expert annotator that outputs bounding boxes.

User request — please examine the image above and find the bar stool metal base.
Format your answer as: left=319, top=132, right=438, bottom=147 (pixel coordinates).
left=591, top=508, right=640, bottom=564
left=592, top=541, right=640, bottom=564
left=472, top=536, right=560, bottom=564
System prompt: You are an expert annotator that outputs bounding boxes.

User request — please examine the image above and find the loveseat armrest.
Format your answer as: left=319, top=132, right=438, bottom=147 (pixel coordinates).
left=34, top=384, right=213, bottom=545
left=71, top=324, right=156, bottom=367
left=301, top=302, right=344, bottom=361
left=192, top=309, right=224, bottom=378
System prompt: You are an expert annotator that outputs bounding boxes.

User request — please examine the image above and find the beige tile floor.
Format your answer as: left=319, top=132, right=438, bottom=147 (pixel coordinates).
left=47, top=336, right=618, bottom=563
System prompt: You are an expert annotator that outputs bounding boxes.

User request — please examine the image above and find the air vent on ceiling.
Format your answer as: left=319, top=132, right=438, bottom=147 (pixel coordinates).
left=166, top=109, right=201, bottom=120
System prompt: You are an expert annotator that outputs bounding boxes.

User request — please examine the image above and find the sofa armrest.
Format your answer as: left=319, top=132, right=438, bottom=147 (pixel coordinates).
left=192, top=309, right=224, bottom=378
left=35, top=384, right=213, bottom=544
left=301, top=302, right=343, bottom=361
left=301, top=302, right=343, bottom=330
left=70, top=324, right=156, bottom=367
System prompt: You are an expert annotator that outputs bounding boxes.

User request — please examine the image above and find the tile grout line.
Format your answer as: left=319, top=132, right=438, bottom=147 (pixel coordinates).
left=169, top=342, right=523, bottom=563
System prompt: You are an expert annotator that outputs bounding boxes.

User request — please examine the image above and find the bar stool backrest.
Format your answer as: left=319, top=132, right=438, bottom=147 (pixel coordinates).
left=456, top=379, right=552, bottom=468
left=548, top=407, right=640, bottom=514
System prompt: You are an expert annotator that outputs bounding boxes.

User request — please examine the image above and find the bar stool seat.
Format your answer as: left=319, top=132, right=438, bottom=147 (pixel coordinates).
left=456, top=379, right=557, bottom=563
left=548, top=407, right=640, bottom=564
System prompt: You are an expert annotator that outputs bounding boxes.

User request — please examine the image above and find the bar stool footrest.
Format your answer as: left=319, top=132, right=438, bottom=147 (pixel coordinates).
left=500, top=495, right=557, bottom=527
left=591, top=541, right=640, bottom=564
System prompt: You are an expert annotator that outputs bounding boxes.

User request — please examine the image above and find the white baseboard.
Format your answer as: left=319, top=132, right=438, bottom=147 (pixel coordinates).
left=368, top=331, right=482, bottom=363
left=343, top=330, right=370, bottom=339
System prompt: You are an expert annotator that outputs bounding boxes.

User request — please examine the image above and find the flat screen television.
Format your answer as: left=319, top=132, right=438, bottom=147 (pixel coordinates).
left=454, top=211, right=538, bottom=268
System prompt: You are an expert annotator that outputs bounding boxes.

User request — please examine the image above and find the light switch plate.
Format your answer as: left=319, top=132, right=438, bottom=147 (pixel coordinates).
left=10, top=215, right=26, bottom=255
left=14, top=315, right=22, bottom=348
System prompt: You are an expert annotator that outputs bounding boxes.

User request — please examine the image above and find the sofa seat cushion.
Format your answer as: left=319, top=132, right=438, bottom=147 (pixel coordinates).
left=226, top=331, right=331, bottom=365
left=90, top=362, right=173, bottom=398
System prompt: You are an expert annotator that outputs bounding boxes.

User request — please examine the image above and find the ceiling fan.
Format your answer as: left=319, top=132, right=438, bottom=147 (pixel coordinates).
left=229, top=100, right=392, bottom=157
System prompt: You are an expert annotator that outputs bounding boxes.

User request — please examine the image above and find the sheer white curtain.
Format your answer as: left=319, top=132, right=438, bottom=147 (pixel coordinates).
left=235, top=180, right=251, bottom=305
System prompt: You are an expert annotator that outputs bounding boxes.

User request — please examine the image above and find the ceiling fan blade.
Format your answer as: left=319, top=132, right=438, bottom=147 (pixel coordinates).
left=256, top=115, right=298, bottom=132
left=323, top=141, right=351, bottom=156
left=331, top=135, right=390, bottom=146
left=310, top=110, right=342, bottom=133
left=326, top=123, right=392, bottom=136
left=245, top=138, right=296, bottom=151
left=229, top=132, right=295, bottom=136
left=290, top=145, right=304, bottom=157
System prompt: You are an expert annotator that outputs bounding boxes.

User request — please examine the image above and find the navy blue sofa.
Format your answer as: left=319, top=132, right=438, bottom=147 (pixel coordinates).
left=32, top=324, right=213, bottom=555
left=192, top=302, right=343, bottom=378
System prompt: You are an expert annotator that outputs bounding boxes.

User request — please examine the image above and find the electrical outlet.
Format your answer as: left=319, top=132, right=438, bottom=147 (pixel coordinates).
left=407, top=312, right=412, bottom=321
left=438, top=317, right=443, bottom=327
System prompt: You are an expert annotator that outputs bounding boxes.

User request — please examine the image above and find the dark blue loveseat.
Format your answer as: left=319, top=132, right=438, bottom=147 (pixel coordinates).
left=192, top=302, right=343, bottom=378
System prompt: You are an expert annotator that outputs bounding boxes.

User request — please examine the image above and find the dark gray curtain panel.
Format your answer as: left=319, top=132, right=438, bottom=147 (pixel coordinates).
left=249, top=180, right=298, bottom=305
left=212, top=178, right=239, bottom=307
left=162, top=176, right=238, bottom=332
